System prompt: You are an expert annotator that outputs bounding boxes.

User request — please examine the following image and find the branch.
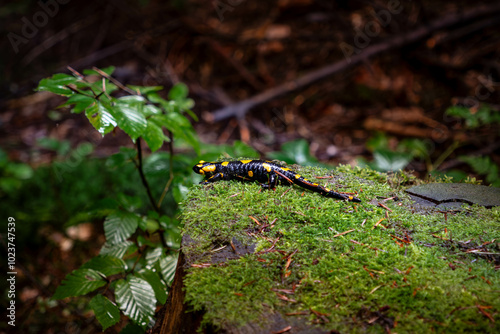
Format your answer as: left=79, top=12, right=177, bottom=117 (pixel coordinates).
left=136, top=138, right=160, bottom=213
left=209, top=4, right=500, bottom=122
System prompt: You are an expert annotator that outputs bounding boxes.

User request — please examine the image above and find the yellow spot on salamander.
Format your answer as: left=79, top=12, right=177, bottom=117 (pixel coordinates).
left=262, top=163, right=272, bottom=172
left=281, top=168, right=290, bottom=171
left=240, top=160, right=252, bottom=164
left=348, top=196, right=353, bottom=200
left=312, top=183, right=319, bottom=186
left=295, top=174, right=301, bottom=179
left=325, top=188, right=331, bottom=192
left=198, top=160, right=205, bottom=163
left=202, top=164, right=216, bottom=172
left=221, top=161, right=229, bottom=166
left=248, top=170, right=254, bottom=177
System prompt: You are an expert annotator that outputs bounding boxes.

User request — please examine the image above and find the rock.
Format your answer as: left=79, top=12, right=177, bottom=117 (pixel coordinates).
left=406, top=183, right=500, bottom=209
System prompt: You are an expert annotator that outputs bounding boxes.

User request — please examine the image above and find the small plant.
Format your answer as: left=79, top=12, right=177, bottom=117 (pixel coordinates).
left=446, top=104, right=500, bottom=128
left=360, top=101, right=500, bottom=187
left=445, top=103, right=500, bottom=186
left=37, top=66, right=200, bottom=331
left=267, top=138, right=328, bottom=167
left=358, top=132, right=425, bottom=172
left=0, top=148, right=34, bottom=195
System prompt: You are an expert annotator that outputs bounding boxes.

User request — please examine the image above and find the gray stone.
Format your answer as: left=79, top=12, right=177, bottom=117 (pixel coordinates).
left=406, top=183, right=500, bottom=208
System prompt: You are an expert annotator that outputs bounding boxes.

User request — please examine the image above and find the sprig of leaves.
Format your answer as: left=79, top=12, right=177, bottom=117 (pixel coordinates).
left=37, top=66, right=199, bottom=154
left=39, top=67, right=192, bottom=332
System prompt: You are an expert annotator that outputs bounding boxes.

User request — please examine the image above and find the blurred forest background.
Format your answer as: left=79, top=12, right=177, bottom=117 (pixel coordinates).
left=1, top=0, right=499, bottom=333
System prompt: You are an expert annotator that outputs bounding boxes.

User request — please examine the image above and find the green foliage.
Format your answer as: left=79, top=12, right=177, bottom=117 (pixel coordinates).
left=37, top=67, right=199, bottom=154
left=33, top=67, right=266, bottom=332
left=35, top=67, right=205, bottom=331
left=115, top=276, right=156, bottom=328
left=89, top=295, right=121, bottom=331
left=460, top=155, right=500, bottom=186
left=360, top=128, right=500, bottom=186
left=267, top=139, right=327, bottom=167
left=446, top=104, right=500, bottom=128
left=0, top=148, right=34, bottom=194
left=53, top=268, right=107, bottom=299
left=358, top=132, right=422, bottom=172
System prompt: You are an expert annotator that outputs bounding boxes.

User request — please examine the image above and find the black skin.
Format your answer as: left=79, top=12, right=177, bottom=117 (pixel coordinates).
left=193, top=160, right=361, bottom=202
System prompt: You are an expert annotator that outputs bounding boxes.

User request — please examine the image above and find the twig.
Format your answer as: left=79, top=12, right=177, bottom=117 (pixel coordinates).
left=209, top=4, right=500, bottom=122
left=92, top=67, right=137, bottom=95
left=136, top=139, right=160, bottom=213
left=157, top=131, right=175, bottom=208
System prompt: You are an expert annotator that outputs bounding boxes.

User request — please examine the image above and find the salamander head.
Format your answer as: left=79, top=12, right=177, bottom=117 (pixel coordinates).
left=192, top=160, right=216, bottom=175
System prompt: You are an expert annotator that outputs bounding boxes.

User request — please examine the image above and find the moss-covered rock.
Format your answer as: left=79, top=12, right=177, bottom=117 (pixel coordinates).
left=176, top=164, right=499, bottom=333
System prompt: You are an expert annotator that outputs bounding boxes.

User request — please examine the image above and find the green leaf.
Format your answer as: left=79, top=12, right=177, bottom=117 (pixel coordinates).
left=143, top=153, right=169, bottom=178
left=81, top=255, right=127, bottom=276
left=158, top=113, right=199, bottom=154
left=366, top=132, right=390, bottom=152
left=162, top=112, right=191, bottom=128
left=398, top=138, right=430, bottom=159
left=136, top=269, right=167, bottom=304
left=53, top=268, right=106, bottom=299
left=106, top=147, right=137, bottom=169
left=268, top=139, right=320, bottom=166
left=37, top=73, right=77, bottom=96
left=460, top=155, right=500, bottom=186
left=232, top=140, right=259, bottom=158
left=5, top=162, right=34, bottom=179
left=113, top=100, right=147, bottom=141
left=179, top=129, right=201, bottom=156
left=115, top=276, right=156, bottom=328
left=145, top=247, right=163, bottom=267
left=117, top=194, right=143, bottom=211
left=173, top=183, right=190, bottom=202
left=61, top=94, right=95, bottom=113
left=85, top=102, right=117, bottom=135
left=142, top=120, right=166, bottom=152
left=117, top=95, right=146, bottom=104
left=372, top=149, right=412, bottom=172
left=100, top=240, right=136, bottom=258
left=89, top=295, right=121, bottom=331
left=168, top=83, right=188, bottom=100
left=145, top=92, right=168, bottom=106
left=37, top=137, right=71, bottom=155
left=159, top=253, right=177, bottom=284
left=104, top=211, right=141, bottom=245
left=127, top=85, right=163, bottom=95
left=143, top=104, right=162, bottom=116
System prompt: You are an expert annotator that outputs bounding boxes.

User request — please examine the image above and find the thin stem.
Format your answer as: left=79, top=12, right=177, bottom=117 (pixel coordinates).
left=92, top=66, right=138, bottom=95
left=157, top=131, right=175, bottom=208
left=431, top=141, right=461, bottom=171
left=136, top=138, right=160, bottom=213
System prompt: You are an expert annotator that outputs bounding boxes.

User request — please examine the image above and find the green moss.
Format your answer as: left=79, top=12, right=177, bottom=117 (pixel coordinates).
left=181, top=163, right=500, bottom=333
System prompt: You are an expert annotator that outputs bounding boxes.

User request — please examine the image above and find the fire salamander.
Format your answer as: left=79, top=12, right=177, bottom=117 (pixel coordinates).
left=193, top=160, right=361, bottom=202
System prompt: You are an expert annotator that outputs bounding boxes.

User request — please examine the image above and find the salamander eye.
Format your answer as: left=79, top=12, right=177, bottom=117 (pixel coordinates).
left=193, top=167, right=204, bottom=174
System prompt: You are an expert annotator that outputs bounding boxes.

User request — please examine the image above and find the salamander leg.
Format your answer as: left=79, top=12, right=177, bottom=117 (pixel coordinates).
left=260, top=172, right=278, bottom=190
left=201, top=172, right=224, bottom=184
